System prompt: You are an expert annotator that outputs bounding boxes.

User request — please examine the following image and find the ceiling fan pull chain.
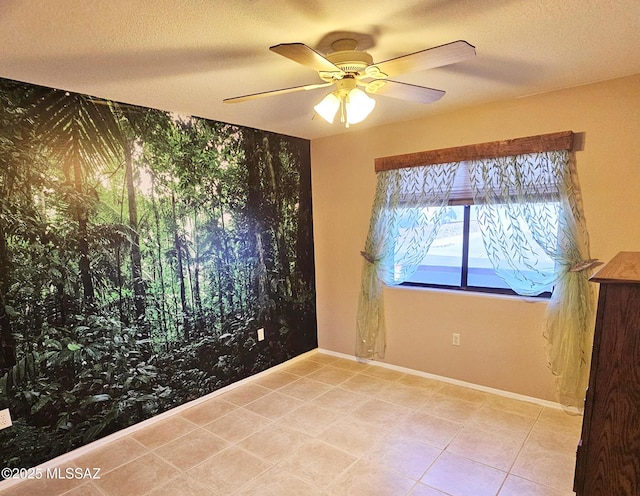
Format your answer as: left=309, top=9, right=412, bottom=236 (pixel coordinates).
left=340, top=96, right=348, bottom=128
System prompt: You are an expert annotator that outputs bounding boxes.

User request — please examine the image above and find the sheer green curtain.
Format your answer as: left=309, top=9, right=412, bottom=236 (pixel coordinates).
left=356, top=163, right=459, bottom=359
left=469, top=151, right=596, bottom=407
left=357, top=148, right=595, bottom=407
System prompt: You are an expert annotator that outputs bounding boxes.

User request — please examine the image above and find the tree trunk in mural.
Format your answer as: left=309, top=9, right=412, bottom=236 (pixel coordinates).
left=118, top=242, right=128, bottom=324
left=243, top=129, right=269, bottom=313
left=0, top=222, right=15, bottom=370
left=263, top=136, right=292, bottom=298
left=218, top=196, right=235, bottom=317
left=0, top=293, right=15, bottom=371
left=192, top=209, right=205, bottom=336
left=124, top=140, right=146, bottom=325
left=171, top=191, right=190, bottom=341
left=294, top=140, right=314, bottom=297
left=150, top=177, right=168, bottom=338
left=69, top=150, right=96, bottom=311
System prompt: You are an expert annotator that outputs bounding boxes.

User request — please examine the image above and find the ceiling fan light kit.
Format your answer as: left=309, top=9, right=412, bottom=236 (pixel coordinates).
left=314, top=77, right=376, bottom=127
left=224, top=35, right=476, bottom=128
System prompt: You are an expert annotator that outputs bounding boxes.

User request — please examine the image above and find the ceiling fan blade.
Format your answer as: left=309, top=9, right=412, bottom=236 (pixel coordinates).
left=371, top=40, right=476, bottom=78
left=270, top=43, right=344, bottom=74
left=365, top=80, right=445, bottom=104
left=224, top=82, right=333, bottom=104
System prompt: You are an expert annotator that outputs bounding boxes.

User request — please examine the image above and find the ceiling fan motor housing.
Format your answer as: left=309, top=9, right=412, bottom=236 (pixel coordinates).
left=324, top=38, right=374, bottom=75
left=326, top=49, right=373, bottom=74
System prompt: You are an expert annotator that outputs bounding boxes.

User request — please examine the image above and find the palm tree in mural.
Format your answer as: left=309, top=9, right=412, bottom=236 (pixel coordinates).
left=28, top=89, right=125, bottom=312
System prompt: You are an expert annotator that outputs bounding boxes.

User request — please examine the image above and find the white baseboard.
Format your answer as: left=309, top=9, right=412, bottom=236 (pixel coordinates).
left=317, top=348, right=581, bottom=414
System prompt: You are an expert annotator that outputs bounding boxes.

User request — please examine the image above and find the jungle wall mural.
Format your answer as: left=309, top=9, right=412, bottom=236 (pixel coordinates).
left=0, top=77, right=317, bottom=471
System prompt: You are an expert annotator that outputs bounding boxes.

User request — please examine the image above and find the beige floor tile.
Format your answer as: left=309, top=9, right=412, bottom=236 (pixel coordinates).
left=316, top=416, right=383, bottom=456
left=330, top=459, right=416, bottom=496
left=277, top=377, right=333, bottom=401
left=393, top=410, right=463, bottom=449
left=446, top=425, right=524, bottom=471
left=466, top=404, right=536, bottom=439
left=536, top=407, right=583, bottom=430
left=438, top=383, right=489, bottom=403
left=306, top=352, right=339, bottom=365
left=60, top=482, right=104, bottom=496
left=281, top=439, right=357, bottom=487
left=326, top=358, right=369, bottom=372
left=397, top=374, right=444, bottom=392
left=306, top=365, right=357, bottom=385
left=351, top=398, right=412, bottom=429
left=131, top=416, right=197, bottom=450
left=202, top=407, right=269, bottom=442
left=511, top=442, right=576, bottom=492
left=408, top=483, right=450, bottom=495
left=178, top=397, right=237, bottom=425
left=361, top=365, right=405, bottom=382
left=422, top=451, right=507, bottom=496
left=277, top=403, right=341, bottom=436
left=73, top=436, right=148, bottom=475
left=252, top=370, right=300, bottom=390
left=484, top=395, right=543, bottom=418
left=363, top=434, right=441, bottom=480
left=527, top=420, right=581, bottom=456
left=234, top=466, right=327, bottom=496
left=94, top=452, right=179, bottom=496
left=145, top=475, right=214, bottom=496
left=153, top=428, right=228, bottom=470
left=498, top=474, right=574, bottom=496
left=281, top=359, right=326, bottom=376
left=187, top=446, right=271, bottom=495
left=376, top=383, right=434, bottom=410
left=340, top=374, right=394, bottom=396
left=238, top=423, right=311, bottom=462
left=425, top=393, right=481, bottom=423
left=242, top=391, right=305, bottom=420
left=310, top=387, right=368, bottom=413
left=218, top=383, right=271, bottom=406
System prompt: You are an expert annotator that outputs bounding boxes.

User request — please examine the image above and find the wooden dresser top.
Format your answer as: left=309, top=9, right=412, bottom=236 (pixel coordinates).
left=591, top=251, right=640, bottom=284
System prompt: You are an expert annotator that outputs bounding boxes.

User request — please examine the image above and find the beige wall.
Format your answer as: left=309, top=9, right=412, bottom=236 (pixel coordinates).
left=311, top=73, right=640, bottom=401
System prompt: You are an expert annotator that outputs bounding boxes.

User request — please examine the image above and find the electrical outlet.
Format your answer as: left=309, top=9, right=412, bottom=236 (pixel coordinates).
left=257, top=328, right=265, bottom=341
left=0, top=409, right=12, bottom=430
left=452, top=333, right=461, bottom=346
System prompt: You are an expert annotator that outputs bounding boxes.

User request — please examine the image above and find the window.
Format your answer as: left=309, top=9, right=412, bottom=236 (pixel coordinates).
left=390, top=151, right=560, bottom=297
left=401, top=204, right=555, bottom=296
left=359, top=132, right=595, bottom=407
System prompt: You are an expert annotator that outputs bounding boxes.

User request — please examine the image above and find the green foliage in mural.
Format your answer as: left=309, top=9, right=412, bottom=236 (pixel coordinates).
left=0, top=78, right=317, bottom=471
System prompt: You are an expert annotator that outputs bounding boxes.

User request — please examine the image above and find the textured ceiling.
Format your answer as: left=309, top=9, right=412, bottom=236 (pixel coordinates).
left=1, top=0, right=639, bottom=139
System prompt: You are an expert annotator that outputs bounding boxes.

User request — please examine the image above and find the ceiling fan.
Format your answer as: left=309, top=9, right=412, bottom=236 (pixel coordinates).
left=224, top=37, right=476, bottom=127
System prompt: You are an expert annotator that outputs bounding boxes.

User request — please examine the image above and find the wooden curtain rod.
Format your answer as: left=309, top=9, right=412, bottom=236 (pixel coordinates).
left=375, top=131, right=574, bottom=172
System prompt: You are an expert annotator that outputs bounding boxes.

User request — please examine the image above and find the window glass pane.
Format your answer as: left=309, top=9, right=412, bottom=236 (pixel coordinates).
left=467, top=204, right=556, bottom=292
left=467, top=205, right=510, bottom=289
left=405, top=206, right=463, bottom=286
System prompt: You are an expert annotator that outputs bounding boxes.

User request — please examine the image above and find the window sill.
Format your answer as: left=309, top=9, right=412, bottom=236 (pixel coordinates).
left=391, top=283, right=550, bottom=303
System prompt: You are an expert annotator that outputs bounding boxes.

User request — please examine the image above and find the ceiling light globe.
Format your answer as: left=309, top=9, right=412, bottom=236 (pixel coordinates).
left=314, top=92, right=340, bottom=123
left=346, top=88, right=375, bottom=124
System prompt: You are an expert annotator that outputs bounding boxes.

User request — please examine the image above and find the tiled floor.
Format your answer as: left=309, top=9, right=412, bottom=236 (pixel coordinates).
left=0, top=352, right=582, bottom=496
